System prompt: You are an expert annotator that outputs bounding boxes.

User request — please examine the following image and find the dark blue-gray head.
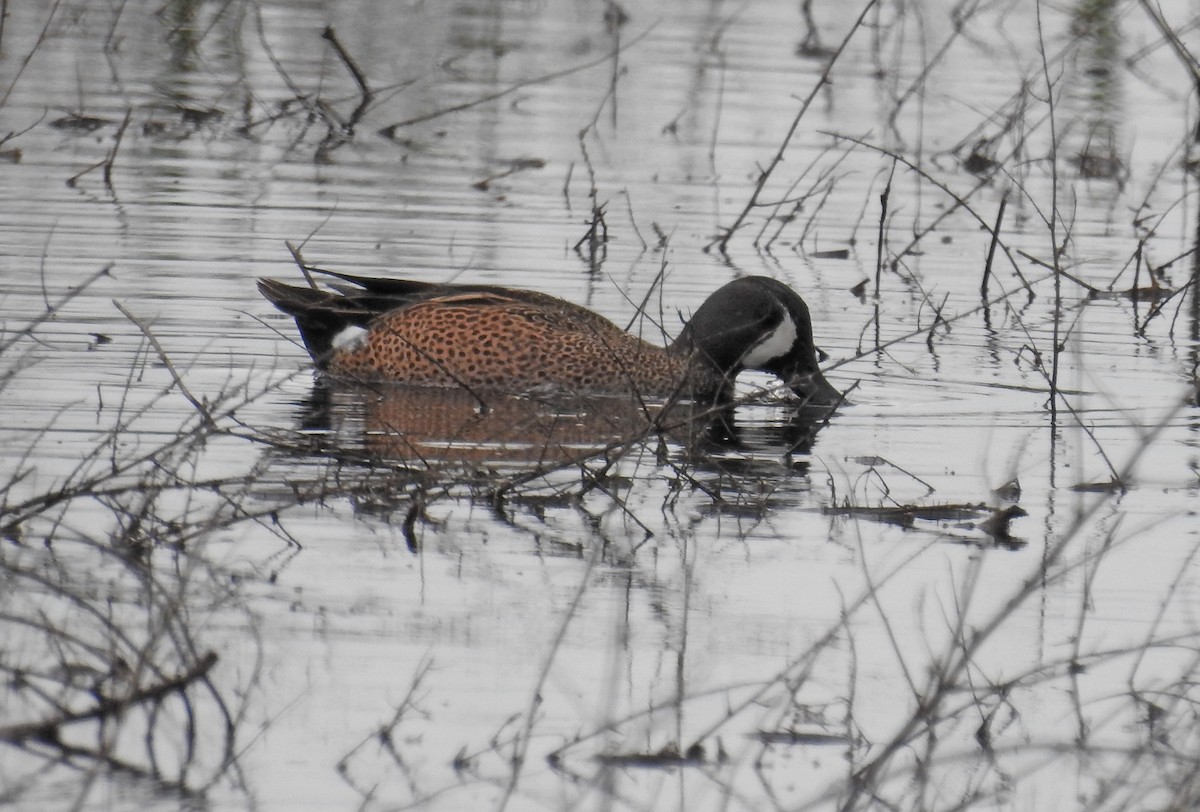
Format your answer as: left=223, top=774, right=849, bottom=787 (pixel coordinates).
left=672, top=276, right=841, bottom=405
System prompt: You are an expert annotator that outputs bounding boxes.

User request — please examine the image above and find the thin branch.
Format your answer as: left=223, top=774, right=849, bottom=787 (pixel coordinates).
left=378, top=23, right=657, bottom=137
left=113, top=300, right=215, bottom=427
left=714, top=0, right=879, bottom=254
left=0, top=652, right=218, bottom=743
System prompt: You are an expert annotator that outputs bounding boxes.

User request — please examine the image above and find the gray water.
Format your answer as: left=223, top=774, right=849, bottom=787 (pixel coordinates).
left=2, top=0, right=1199, bottom=810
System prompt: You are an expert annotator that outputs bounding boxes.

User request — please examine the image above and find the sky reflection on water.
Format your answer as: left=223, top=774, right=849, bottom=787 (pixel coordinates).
left=1, top=0, right=1199, bottom=810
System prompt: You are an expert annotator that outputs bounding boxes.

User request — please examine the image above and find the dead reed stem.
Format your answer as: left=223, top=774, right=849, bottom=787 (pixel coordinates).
left=981, top=194, right=1008, bottom=301
left=874, top=163, right=894, bottom=297
left=1035, top=0, right=1064, bottom=446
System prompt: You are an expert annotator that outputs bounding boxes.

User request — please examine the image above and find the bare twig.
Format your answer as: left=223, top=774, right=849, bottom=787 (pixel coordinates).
left=0, top=264, right=111, bottom=357
left=1035, top=0, right=1063, bottom=438
left=322, top=25, right=373, bottom=127
left=322, top=26, right=370, bottom=101
left=714, top=0, right=879, bottom=254
left=378, top=24, right=657, bottom=137
left=828, top=132, right=1036, bottom=294
left=285, top=240, right=319, bottom=290
left=0, top=652, right=218, bottom=744
left=874, top=161, right=895, bottom=297
left=102, top=108, right=132, bottom=192
left=0, top=0, right=63, bottom=110
left=1138, top=0, right=1200, bottom=139
left=981, top=193, right=1008, bottom=300
left=114, top=300, right=215, bottom=427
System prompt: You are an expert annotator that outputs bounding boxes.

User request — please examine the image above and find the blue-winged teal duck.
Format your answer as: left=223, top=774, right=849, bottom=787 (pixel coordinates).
left=258, top=270, right=841, bottom=405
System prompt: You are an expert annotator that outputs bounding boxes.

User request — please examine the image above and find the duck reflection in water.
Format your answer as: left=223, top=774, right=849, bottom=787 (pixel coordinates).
left=293, top=380, right=835, bottom=470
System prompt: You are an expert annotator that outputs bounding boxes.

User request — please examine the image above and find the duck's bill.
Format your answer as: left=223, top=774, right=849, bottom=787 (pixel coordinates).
left=786, top=369, right=844, bottom=407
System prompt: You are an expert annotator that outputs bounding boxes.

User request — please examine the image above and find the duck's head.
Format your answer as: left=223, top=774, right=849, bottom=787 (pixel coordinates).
left=673, top=276, right=842, bottom=406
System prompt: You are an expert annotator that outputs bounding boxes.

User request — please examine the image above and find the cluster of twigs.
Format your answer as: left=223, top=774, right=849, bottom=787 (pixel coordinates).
left=315, top=0, right=1200, bottom=808
left=0, top=270, right=315, bottom=805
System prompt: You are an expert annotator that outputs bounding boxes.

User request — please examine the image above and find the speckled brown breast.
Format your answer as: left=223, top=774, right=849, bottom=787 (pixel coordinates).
left=328, top=293, right=723, bottom=397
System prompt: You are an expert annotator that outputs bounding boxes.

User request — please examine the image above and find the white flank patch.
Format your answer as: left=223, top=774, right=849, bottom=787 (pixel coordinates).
left=332, top=324, right=369, bottom=351
left=741, top=315, right=798, bottom=367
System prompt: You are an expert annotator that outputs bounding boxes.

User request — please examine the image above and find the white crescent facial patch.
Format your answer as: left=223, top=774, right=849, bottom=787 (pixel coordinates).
left=741, top=313, right=798, bottom=367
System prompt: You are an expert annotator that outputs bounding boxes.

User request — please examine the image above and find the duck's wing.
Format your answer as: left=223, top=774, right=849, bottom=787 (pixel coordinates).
left=306, top=268, right=445, bottom=298
left=261, top=271, right=633, bottom=367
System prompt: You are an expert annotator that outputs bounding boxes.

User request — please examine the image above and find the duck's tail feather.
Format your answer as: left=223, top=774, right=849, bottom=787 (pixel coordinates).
left=257, top=278, right=376, bottom=366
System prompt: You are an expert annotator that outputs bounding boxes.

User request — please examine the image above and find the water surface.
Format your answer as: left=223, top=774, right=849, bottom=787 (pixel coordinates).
left=2, top=1, right=1199, bottom=810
